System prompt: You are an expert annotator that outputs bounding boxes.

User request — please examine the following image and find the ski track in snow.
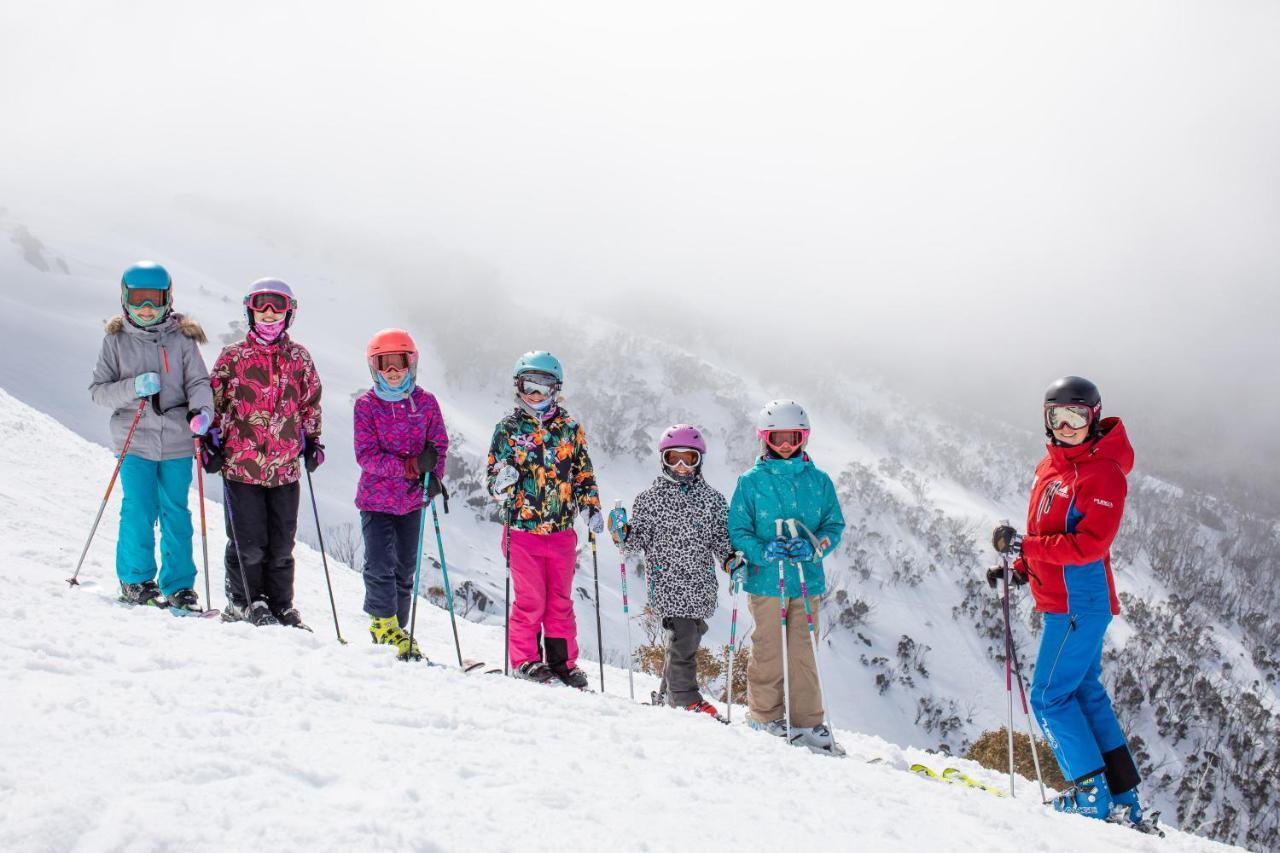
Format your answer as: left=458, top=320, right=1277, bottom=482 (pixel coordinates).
left=0, top=388, right=1238, bottom=853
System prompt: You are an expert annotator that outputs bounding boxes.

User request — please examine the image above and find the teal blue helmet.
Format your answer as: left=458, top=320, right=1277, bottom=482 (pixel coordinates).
left=513, top=350, right=563, bottom=383
left=120, top=261, right=172, bottom=328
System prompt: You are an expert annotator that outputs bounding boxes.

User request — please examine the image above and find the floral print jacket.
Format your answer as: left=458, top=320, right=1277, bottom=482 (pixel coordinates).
left=486, top=405, right=600, bottom=534
left=211, top=331, right=322, bottom=488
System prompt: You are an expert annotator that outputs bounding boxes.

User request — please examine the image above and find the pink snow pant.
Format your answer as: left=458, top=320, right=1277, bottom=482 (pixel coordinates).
left=503, top=528, right=579, bottom=669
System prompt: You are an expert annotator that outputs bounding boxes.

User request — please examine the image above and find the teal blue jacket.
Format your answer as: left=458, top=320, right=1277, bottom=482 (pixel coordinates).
left=728, top=453, right=845, bottom=597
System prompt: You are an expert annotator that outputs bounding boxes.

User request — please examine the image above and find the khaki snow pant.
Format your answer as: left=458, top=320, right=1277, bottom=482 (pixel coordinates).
left=746, top=594, right=825, bottom=728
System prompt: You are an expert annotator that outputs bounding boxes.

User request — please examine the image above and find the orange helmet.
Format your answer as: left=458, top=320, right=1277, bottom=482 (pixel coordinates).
left=366, top=328, right=420, bottom=386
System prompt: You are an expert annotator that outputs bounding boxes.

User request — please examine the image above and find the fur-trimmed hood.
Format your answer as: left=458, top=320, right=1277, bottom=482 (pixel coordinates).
left=105, top=312, right=207, bottom=344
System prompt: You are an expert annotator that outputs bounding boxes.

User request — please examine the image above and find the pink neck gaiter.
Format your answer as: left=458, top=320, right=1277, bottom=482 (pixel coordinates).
left=252, top=319, right=286, bottom=344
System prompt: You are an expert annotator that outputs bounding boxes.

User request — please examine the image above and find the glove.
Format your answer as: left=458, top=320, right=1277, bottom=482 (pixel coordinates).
left=721, top=552, right=746, bottom=575
left=491, top=463, right=519, bottom=498
left=417, top=443, right=439, bottom=476
left=992, top=525, right=1023, bottom=556
left=199, top=429, right=224, bottom=474
left=188, top=409, right=213, bottom=436
left=426, top=472, right=444, bottom=502
left=786, top=537, right=816, bottom=562
left=303, top=436, right=325, bottom=473
left=607, top=506, right=630, bottom=545
left=581, top=507, right=604, bottom=536
left=986, top=564, right=1029, bottom=589
left=404, top=457, right=422, bottom=480
left=134, top=372, right=161, bottom=398
left=764, top=538, right=790, bottom=562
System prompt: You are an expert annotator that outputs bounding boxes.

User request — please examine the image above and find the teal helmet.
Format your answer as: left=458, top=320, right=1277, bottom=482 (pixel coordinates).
left=120, top=261, right=172, bottom=328
left=513, top=350, right=563, bottom=383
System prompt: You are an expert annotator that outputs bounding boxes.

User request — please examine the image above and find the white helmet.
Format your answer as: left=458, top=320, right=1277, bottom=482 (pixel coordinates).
left=756, top=400, right=810, bottom=434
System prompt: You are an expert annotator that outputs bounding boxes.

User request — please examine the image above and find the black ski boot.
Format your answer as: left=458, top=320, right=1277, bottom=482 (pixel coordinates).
left=168, top=588, right=202, bottom=612
left=247, top=601, right=280, bottom=626
left=542, top=637, right=589, bottom=690
left=221, top=600, right=248, bottom=623
left=552, top=665, right=591, bottom=691
left=514, top=661, right=557, bottom=684
left=120, top=580, right=166, bottom=607
left=273, top=607, right=312, bottom=632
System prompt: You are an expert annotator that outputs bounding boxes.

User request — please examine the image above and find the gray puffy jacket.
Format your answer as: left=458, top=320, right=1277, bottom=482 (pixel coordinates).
left=89, top=313, right=214, bottom=461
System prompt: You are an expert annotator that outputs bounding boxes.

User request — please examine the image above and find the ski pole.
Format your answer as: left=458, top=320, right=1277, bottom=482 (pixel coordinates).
left=303, top=458, right=346, bottom=644
left=998, top=520, right=1015, bottom=796
left=1004, top=552, right=1047, bottom=803
left=429, top=485, right=464, bottom=668
left=775, top=519, right=792, bottom=744
left=193, top=438, right=211, bottom=606
left=503, top=500, right=513, bottom=676
left=788, top=520, right=838, bottom=750
left=404, top=479, right=433, bottom=661
left=222, top=478, right=257, bottom=618
left=614, top=501, right=635, bottom=701
left=67, top=399, right=147, bottom=587
left=726, top=556, right=743, bottom=723
left=590, top=531, right=605, bottom=693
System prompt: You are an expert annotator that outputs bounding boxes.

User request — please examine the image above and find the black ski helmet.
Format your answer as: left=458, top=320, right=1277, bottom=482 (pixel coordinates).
left=1043, top=375, right=1102, bottom=439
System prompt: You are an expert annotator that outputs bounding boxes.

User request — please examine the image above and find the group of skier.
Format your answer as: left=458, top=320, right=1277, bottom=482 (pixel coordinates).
left=88, top=261, right=1152, bottom=832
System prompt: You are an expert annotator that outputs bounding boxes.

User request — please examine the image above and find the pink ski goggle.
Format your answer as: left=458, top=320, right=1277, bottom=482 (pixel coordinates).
left=1045, top=404, right=1095, bottom=431
left=760, top=429, right=809, bottom=451
left=246, top=291, right=296, bottom=313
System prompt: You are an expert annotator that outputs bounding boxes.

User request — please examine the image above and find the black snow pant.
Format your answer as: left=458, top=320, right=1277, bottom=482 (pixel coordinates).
left=360, top=509, right=422, bottom=628
left=660, top=617, right=709, bottom=706
left=223, top=479, right=301, bottom=611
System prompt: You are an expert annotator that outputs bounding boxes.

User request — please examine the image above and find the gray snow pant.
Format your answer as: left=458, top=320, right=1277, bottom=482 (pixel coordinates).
left=660, top=617, right=709, bottom=706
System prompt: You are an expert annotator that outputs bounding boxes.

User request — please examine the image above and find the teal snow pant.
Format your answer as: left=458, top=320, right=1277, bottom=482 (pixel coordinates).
left=116, top=454, right=196, bottom=594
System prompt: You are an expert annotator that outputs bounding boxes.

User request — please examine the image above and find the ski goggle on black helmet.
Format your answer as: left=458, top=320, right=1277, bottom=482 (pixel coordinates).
left=1043, top=375, right=1101, bottom=435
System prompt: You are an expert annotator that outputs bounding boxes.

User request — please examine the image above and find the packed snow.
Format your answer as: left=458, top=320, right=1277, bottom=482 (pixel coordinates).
left=0, top=388, right=1238, bottom=851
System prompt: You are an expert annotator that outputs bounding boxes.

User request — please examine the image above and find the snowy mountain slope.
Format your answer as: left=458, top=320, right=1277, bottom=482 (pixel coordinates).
left=3, top=204, right=1278, bottom=847
left=0, top=387, right=1237, bottom=853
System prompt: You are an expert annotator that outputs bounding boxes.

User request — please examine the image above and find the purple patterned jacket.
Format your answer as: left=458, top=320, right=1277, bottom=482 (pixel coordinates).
left=353, top=387, right=449, bottom=516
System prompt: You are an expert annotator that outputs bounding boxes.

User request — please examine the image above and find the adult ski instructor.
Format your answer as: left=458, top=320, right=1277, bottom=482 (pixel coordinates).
left=990, top=375, right=1153, bottom=830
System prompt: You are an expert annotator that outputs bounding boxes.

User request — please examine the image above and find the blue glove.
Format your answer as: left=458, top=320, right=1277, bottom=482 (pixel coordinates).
left=134, top=372, right=161, bottom=397
left=608, top=507, right=629, bottom=545
left=786, top=537, right=816, bottom=562
left=582, top=506, right=604, bottom=535
left=764, top=538, right=790, bottom=562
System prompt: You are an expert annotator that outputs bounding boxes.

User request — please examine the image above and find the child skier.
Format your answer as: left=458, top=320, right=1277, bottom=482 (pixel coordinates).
left=486, top=351, right=602, bottom=688
left=90, top=261, right=214, bottom=611
left=989, top=376, right=1154, bottom=831
left=353, top=329, right=448, bottom=661
left=207, top=278, right=323, bottom=628
left=608, top=424, right=734, bottom=720
left=728, top=400, right=845, bottom=754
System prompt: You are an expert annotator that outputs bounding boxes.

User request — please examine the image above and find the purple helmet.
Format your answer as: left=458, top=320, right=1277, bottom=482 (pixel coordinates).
left=243, top=278, right=297, bottom=329
left=659, top=424, right=707, bottom=454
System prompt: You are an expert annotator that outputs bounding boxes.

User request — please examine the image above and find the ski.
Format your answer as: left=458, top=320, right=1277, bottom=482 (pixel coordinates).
left=942, top=767, right=1008, bottom=797
left=116, top=597, right=221, bottom=620
left=911, top=763, right=1001, bottom=797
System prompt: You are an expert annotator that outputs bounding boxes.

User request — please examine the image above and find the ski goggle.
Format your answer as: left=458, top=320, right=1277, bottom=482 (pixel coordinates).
left=516, top=373, right=559, bottom=397
left=662, top=448, right=702, bottom=468
left=373, top=352, right=412, bottom=373
left=761, top=429, right=809, bottom=451
left=123, top=287, right=169, bottom=308
left=245, top=291, right=295, bottom=313
left=1045, top=404, right=1094, bottom=431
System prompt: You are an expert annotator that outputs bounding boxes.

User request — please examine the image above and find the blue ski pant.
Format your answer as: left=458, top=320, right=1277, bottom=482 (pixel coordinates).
left=361, top=509, right=423, bottom=627
left=1029, top=610, right=1128, bottom=784
left=116, top=454, right=196, bottom=594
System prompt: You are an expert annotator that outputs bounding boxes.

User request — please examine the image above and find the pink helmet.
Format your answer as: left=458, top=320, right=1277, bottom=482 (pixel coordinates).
left=659, top=424, right=707, bottom=455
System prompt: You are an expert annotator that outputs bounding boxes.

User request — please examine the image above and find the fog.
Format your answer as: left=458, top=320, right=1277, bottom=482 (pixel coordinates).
left=3, top=1, right=1278, bottom=496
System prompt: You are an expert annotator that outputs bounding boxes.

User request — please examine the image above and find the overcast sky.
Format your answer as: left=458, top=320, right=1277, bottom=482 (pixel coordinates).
left=3, top=1, right=1278, bottom=493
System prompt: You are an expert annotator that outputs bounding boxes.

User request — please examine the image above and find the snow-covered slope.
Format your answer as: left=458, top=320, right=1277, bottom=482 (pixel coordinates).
left=0, top=388, right=1236, bottom=852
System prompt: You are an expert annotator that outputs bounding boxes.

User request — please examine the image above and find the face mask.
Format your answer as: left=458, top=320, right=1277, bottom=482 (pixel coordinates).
left=373, top=372, right=415, bottom=401
left=125, top=303, right=170, bottom=328
left=253, top=318, right=287, bottom=343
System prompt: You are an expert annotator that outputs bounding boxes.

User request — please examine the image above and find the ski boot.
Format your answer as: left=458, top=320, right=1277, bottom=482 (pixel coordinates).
left=273, top=607, right=312, bottom=632
left=747, top=717, right=789, bottom=737
left=789, top=724, right=847, bottom=757
left=1108, top=788, right=1165, bottom=836
left=514, top=661, right=558, bottom=684
left=221, top=600, right=248, bottom=623
left=247, top=601, right=281, bottom=627
left=369, top=615, right=422, bottom=661
left=551, top=664, right=591, bottom=691
left=168, top=588, right=201, bottom=612
left=684, top=700, right=728, bottom=724
left=119, top=580, right=166, bottom=607
left=1053, top=773, right=1112, bottom=820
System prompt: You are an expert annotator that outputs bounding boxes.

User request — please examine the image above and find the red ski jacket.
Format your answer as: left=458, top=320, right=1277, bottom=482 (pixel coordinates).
left=1015, top=417, right=1133, bottom=616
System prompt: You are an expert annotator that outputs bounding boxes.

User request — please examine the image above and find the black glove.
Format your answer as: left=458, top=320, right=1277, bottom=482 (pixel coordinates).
left=303, top=436, right=325, bottom=473
left=992, top=525, right=1023, bottom=555
left=426, top=472, right=444, bottom=502
left=199, top=429, right=224, bottom=475
left=417, top=443, right=438, bottom=476
left=986, top=564, right=1029, bottom=589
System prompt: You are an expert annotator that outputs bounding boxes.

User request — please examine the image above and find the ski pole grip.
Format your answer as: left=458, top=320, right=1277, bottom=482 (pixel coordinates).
left=786, top=519, right=799, bottom=538
left=775, top=519, right=784, bottom=537
left=442, top=481, right=450, bottom=514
